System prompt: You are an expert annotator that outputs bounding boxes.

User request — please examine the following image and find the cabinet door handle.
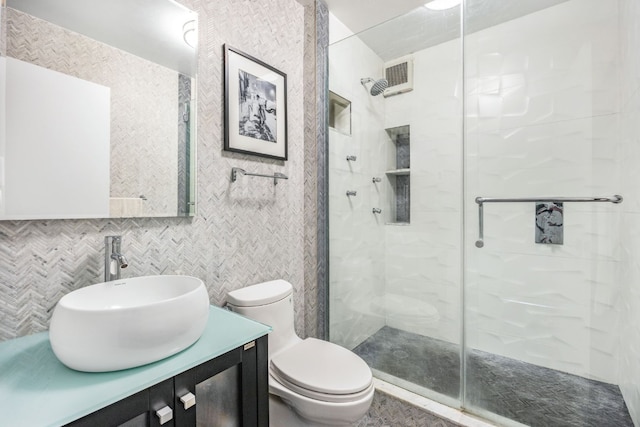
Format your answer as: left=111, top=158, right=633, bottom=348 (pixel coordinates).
left=156, top=406, right=173, bottom=425
left=180, top=392, right=196, bottom=410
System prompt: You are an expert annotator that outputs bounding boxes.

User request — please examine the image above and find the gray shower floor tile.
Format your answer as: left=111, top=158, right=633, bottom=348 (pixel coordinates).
left=353, top=327, right=633, bottom=427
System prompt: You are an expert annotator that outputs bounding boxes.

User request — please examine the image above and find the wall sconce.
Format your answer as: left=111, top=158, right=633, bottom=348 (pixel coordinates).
left=183, top=20, right=196, bottom=48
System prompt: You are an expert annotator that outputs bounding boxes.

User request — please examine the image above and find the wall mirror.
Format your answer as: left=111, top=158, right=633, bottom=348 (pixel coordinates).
left=0, top=0, right=197, bottom=220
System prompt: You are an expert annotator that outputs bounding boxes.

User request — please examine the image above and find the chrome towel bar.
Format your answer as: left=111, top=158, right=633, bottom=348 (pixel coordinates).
left=231, top=167, right=288, bottom=185
left=475, top=195, right=623, bottom=205
left=474, top=195, right=623, bottom=248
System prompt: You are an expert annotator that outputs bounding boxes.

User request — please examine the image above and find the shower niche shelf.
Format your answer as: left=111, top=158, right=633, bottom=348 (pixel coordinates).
left=328, top=91, right=351, bottom=135
left=385, top=168, right=410, bottom=176
left=384, top=125, right=410, bottom=224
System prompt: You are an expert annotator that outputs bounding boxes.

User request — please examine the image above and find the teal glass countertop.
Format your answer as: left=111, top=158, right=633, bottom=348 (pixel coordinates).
left=0, top=305, right=270, bottom=427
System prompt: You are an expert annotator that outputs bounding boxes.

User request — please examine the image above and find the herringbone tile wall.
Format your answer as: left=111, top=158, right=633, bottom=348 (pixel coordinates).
left=0, top=0, right=307, bottom=342
left=0, top=6, right=6, bottom=57
left=302, top=0, right=320, bottom=339
left=299, top=0, right=329, bottom=340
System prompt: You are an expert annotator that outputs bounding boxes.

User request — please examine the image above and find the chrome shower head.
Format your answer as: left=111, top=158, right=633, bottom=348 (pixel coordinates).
left=360, top=77, right=389, bottom=96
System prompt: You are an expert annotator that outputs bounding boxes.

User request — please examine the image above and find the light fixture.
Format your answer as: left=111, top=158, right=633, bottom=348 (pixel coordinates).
left=424, top=0, right=461, bottom=11
left=183, top=19, right=196, bottom=48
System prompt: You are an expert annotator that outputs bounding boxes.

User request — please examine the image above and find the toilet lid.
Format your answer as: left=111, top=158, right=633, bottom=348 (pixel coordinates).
left=270, top=338, right=372, bottom=395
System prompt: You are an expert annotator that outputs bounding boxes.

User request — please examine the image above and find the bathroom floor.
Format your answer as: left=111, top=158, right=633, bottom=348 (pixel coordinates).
left=353, top=327, right=634, bottom=427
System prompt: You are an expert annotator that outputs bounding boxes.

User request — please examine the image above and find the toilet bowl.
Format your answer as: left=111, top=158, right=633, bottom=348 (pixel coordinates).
left=227, top=280, right=374, bottom=426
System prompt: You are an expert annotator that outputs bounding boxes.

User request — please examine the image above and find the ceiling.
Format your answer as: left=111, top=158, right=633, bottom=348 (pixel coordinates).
left=325, top=0, right=570, bottom=61
left=324, top=0, right=427, bottom=35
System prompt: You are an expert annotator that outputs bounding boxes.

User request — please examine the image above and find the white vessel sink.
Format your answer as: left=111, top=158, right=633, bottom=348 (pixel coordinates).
left=49, top=275, right=210, bottom=372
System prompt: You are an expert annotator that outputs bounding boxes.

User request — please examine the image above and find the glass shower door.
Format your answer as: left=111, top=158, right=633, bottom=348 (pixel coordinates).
left=462, top=0, right=632, bottom=425
left=327, top=6, right=464, bottom=408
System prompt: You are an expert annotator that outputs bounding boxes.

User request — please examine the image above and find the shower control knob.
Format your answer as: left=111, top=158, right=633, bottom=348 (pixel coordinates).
left=372, top=177, right=382, bottom=183
left=372, top=208, right=382, bottom=214
left=346, top=191, right=357, bottom=197
left=346, top=155, right=357, bottom=161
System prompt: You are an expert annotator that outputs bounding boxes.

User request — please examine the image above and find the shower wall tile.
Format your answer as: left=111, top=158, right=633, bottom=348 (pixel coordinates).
left=382, top=37, right=463, bottom=346
left=619, top=0, right=640, bottom=112
left=411, top=170, right=462, bottom=214
left=328, top=127, right=389, bottom=178
left=410, top=124, right=463, bottom=214
left=476, top=206, right=620, bottom=261
left=464, top=0, right=622, bottom=384
left=402, top=212, right=462, bottom=250
left=618, top=211, right=640, bottom=425
left=465, top=249, right=620, bottom=382
left=467, top=114, right=621, bottom=202
left=328, top=32, right=388, bottom=350
left=465, top=0, right=619, bottom=134
left=619, top=0, right=640, bottom=421
left=464, top=245, right=622, bottom=382
left=618, top=105, right=640, bottom=213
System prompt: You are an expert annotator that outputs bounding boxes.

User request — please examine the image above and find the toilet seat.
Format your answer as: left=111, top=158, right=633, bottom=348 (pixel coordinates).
left=270, top=338, right=373, bottom=403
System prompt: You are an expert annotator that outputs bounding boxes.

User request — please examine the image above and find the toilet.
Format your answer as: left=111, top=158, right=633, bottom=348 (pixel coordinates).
left=226, top=280, right=374, bottom=426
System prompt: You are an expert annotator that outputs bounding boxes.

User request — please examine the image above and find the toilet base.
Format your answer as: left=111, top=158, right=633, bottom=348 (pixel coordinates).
left=270, top=395, right=311, bottom=426
left=270, top=395, right=365, bottom=427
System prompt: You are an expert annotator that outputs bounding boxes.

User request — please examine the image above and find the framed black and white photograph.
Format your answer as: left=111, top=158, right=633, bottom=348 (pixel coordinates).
left=224, top=44, right=288, bottom=160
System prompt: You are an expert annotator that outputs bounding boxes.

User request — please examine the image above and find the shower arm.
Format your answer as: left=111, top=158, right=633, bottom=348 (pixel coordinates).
left=474, top=195, right=623, bottom=248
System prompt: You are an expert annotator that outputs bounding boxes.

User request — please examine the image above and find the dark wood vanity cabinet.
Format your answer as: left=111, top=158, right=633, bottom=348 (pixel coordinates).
left=65, top=336, right=268, bottom=427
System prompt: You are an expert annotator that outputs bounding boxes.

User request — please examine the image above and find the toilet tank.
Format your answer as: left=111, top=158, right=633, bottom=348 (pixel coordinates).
left=226, top=280, right=300, bottom=357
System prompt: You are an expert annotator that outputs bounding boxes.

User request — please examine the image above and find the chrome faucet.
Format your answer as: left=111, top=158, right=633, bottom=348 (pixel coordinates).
left=105, top=236, right=129, bottom=282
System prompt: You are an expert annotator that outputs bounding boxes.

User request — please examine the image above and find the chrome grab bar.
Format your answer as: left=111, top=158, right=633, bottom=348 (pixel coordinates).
left=474, top=195, right=623, bottom=248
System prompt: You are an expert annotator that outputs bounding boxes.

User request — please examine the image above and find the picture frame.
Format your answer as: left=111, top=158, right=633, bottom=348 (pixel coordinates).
left=223, top=44, right=288, bottom=160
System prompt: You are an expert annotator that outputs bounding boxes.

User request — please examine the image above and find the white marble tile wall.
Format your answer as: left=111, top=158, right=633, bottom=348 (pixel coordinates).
left=618, top=0, right=640, bottom=423
left=464, top=0, right=621, bottom=383
left=328, top=31, right=387, bottom=350
left=329, top=0, right=629, bottom=392
left=383, top=39, right=463, bottom=344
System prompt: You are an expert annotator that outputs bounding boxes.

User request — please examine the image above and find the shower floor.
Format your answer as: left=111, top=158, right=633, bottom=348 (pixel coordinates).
left=353, top=327, right=633, bottom=427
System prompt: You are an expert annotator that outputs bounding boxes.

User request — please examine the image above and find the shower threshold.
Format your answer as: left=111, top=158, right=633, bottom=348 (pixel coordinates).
left=353, top=327, right=633, bottom=427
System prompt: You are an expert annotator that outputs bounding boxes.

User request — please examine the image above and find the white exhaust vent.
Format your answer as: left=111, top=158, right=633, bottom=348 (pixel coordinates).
left=383, top=55, right=414, bottom=97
